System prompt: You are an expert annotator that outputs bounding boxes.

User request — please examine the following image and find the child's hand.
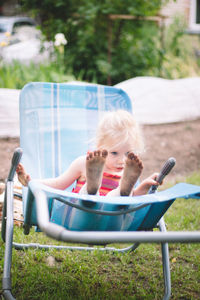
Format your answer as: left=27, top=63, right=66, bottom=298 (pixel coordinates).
left=16, top=163, right=31, bottom=186
left=0, top=182, right=5, bottom=195
left=147, top=172, right=160, bottom=186
left=133, top=172, right=160, bottom=196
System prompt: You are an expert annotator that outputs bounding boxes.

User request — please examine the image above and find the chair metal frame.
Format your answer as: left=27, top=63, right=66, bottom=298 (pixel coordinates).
left=1, top=82, right=200, bottom=300
left=2, top=149, right=200, bottom=300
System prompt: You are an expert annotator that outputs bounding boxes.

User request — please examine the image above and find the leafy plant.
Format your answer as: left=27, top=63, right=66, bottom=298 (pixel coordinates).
left=0, top=61, right=76, bottom=89
left=161, top=15, right=200, bottom=79
left=19, top=0, right=164, bottom=84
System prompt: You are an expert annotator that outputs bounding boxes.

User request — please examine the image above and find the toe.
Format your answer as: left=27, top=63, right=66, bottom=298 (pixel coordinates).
left=94, top=150, right=100, bottom=156
left=102, top=149, right=108, bottom=158
left=139, top=161, right=143, bottom=169
left=128, top=152, right=135, bottom=160
left=87, top=152, right=93, bottom=160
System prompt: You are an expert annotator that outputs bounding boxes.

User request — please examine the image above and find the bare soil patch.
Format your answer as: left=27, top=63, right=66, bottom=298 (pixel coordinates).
left=0, top=119, right=200, bottom=183
left=140, top=119, right=200, bottom=181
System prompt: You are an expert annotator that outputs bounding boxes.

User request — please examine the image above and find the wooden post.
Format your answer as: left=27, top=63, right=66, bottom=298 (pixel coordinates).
left=107, top=17, right=112, bottom=86
left=159, top=16, right=166, bottom=77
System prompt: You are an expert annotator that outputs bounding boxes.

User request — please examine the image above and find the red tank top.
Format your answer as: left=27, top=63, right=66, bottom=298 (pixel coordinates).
left=72, top=172, right=121, bottom=196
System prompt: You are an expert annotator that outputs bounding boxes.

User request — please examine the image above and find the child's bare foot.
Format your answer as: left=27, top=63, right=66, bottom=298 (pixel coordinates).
left=120, top=152, right=143, bottom=196
left=86, top=150, right=108, bottom=195
left=16, top=163, right=31, bottom=186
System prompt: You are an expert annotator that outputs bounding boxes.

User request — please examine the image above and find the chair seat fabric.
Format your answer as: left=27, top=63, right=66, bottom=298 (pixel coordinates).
left=27, top=180, right=200, bottom=231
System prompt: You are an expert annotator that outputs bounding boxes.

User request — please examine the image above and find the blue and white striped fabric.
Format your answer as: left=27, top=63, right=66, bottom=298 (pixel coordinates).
left=20, top=82, right=132, bottom=179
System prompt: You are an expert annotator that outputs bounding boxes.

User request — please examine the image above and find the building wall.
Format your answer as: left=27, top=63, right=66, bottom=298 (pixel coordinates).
left=160, top=0, right=190, bottom=26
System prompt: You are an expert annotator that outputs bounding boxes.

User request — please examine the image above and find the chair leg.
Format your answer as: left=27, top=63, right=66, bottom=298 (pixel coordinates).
left=158, top=218, right=171, bottom=300
left=1, top=187, right=7, bottom=242
left=2, top=181, right=16, bottom=300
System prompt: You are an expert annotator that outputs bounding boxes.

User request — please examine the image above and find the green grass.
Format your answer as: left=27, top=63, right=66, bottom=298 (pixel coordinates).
left=0, top=172, right=200, bottom=299
left=0, top=61, right=77, bottom=89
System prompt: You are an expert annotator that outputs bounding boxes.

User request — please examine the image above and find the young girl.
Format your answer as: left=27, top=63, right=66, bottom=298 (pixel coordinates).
left=16, top=110, right=160, bottom=197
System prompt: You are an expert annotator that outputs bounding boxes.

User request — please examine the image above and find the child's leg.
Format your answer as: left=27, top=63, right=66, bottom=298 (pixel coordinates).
left=79, top=150, right=108, bottom=195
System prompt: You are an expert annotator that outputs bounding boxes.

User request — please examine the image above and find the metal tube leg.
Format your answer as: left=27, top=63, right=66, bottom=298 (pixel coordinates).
left=158, top=218, right=171, bottom=300
left=161, top=242, right=171, bottom=300
left=127, top=242, right=140, bottom=252
left=1, top=187, right=7, bottom=242
left=2, top=182, right=16, bottom=300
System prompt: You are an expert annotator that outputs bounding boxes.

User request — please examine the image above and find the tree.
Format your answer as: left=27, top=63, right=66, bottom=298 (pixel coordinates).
left=20, top=0, right=164, bottom=84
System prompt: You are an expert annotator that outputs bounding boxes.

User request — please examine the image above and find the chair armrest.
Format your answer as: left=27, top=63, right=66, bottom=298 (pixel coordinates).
left=8, top=148, right=23, bottom=182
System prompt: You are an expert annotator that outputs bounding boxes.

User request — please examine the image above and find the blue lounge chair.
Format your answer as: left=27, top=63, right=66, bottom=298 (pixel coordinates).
left=1, top=82, right=200, bottom=300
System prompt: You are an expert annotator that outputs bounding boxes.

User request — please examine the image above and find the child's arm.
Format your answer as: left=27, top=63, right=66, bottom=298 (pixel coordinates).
left=16, top=156, right=86, bottom=190
left=41, top=156, right=85, bottom=190
left=133, top=173, right=159, bottom=196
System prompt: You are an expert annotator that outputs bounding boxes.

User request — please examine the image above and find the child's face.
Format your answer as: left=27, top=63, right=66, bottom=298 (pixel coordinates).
left=104, top=141, right=133, bottom=174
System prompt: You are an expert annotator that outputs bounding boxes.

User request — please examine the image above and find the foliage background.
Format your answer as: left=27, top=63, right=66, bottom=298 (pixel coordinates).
left=0, top=0, right=200, bottom=88
left=18, top=0, right=165, bottom=85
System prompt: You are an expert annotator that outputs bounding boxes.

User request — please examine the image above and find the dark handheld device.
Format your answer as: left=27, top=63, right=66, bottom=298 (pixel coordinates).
left=8, top=147, right=23, bottom=181
left=148, top=157, right=176, bottom=194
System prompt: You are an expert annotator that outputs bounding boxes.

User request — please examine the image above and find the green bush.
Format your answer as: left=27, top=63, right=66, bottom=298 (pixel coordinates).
left=1, top=5, right=200, bottom=88
left=0, top=61, right=76, bottom=89
left=162, top=15, right=200, bottom=79
left=19, top=0, right=163, bottom=85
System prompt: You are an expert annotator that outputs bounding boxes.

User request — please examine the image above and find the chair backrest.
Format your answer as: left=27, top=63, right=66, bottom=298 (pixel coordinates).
left=20, top=82, right=132, bottom=181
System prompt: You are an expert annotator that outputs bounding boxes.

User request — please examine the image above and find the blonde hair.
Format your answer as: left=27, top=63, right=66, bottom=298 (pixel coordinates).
left=96, top=110, right=144, bottom=153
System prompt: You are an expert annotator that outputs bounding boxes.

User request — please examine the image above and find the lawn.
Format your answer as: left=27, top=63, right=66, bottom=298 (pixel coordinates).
left=0, top=172, right=200, bottom=299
